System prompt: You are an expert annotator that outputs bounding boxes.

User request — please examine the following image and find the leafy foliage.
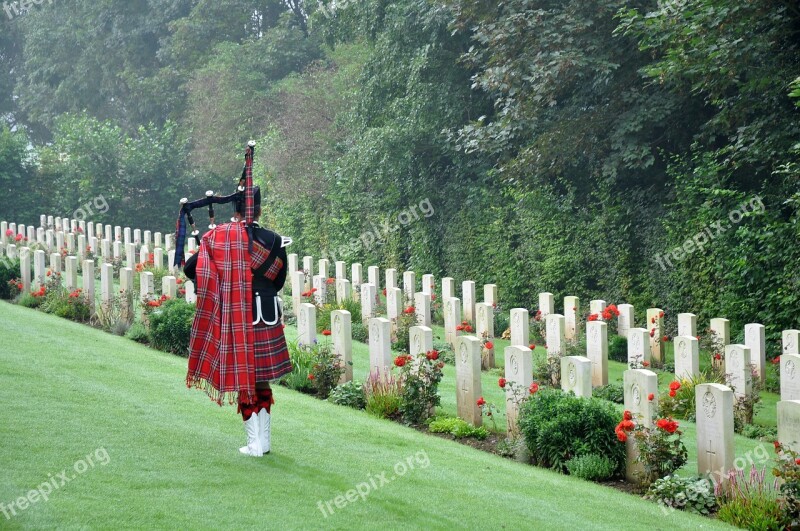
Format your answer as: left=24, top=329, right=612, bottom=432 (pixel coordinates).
left=565, top=454, right=617, bottom=483
left=645, top=475, right=717, bottom=516
left=147, top=299, right=196, bottom=356
left=428, top=416, right=488, bottom=440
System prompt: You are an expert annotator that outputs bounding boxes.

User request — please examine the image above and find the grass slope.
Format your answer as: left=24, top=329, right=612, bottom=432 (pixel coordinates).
left=0, top=301, right=731, bottom=530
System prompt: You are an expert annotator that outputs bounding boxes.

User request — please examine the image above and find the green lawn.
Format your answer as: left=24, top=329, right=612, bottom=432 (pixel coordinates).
left=0, top=300, right=734, bottom=529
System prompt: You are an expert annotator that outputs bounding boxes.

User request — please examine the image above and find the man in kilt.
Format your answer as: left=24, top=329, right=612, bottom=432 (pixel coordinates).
left=184, top=182, right=292, bottom=457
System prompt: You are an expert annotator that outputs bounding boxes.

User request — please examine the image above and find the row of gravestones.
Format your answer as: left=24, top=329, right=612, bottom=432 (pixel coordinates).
left=1, top=217, right=195, bottom=310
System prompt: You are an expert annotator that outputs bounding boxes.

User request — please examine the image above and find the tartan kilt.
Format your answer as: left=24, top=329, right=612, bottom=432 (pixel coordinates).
left=253, top=322, right=292, bottom=383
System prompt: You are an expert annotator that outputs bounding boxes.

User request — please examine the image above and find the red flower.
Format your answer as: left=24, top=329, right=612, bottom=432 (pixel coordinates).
left=326, top=277, right=335, bottom=285
left=649, top=328, right=655, bottom=338
left=620, top=419, right=635, bottom=431
left=669, top=389, right=677, bottom=398
left=46, top=270, right=51, bottom=277
left=498, top=378, right=506, bottom=389
left=431, top=294, right=437, bottom=301
left=642, top=361, right=650, bottom=367
left=308, top=374, right=315, bottom=381
left=382, top=288, right=387, bottom=296
left=774, top=441, right=781, bottom=452
left=648, top=393, right=655, bottom=401
left=659, top=311, right=665, bottom=318
left=301, top=290, right=311, bottom=297
left=669, top=381, right=681, bottom=392
left=15, top=234, right=22, bottom=242
left=394, top=355, right=408, bottom=368
left=714, top=353, right=722, bottom=361
left=404, top=306, right=415, bottom=314
left=476, top=396, right=486, bottom=407
left=160, top=294, right=168, bottom=301
left=322, top=329, right=331, bottom=336
left=529, top=343, right=536, bottom=350
left=623, top=410, right=633, bottom=421
left=656, top=418, right=679, bottom=434
left=795, top=458, right=800, bottom=466
left=588, top=314, right=599, bottom=322
left=696, top=335, right=701, bottom=340
left=662, top=335, right=669, bottom=342
left=425, top=350, right=439, bottom=361
left=773, top=356, right=781, bottom=365
left=147, top=300, right=161, bottom=308
left=529, top=382, right=539, bottom=395
left=176, top=278, right=183, bottom=285
left=178, top=288, right=186, bottom=295
left=485, top=341, right=494, bottom=350
left=651, top=317, right=656, bottom=324
left=464, top=325, right=474, bottom=333
left=4, top=229, right=12, bottom=237
left=456, top=325, right=464, bottom=331
left=311, top=288, right=318, bottom=293
left=615, top=430, right=628, bottom=442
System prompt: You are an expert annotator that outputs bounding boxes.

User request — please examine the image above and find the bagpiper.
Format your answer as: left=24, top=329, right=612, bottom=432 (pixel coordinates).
left=176, top=141, right=292, bottom=457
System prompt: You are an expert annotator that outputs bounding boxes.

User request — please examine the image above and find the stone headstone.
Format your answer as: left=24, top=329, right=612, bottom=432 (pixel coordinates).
left=66, top=233, right=76, bottom=254
left=332, top=310, right=353, bottom=384
left=77, top=235, right=86, bottom=263
left=154, top=232, right=162, bottom=248
left=302, top=255, right=313, bottom=274
left=139, top=245, right=149, bottom=266
left=444, top=297, right=462, bottom=349
left=545, top=314, right=566, bottom=358
left=442, top=277, right=455, bottom=301
left=504, top=346, right=533, bottom=434
left=27, top=226, right=35, bottom=244
left=409, top=325, right=433, bottom=357
left=586, top=321, right=608, bottom=386
left=415, top=292, right=432, bottom=327
left=462, top=281, right=476, bottom=323
left=153, top=248, right=163, bottom=269
left=36, top=227, right=45, bottom=244
left=678, top=313, right=697, bottom=338
left=476, top=302, right=495, bottom=369
left=403, top=271, right=416, bottom=304
left=335, top=261, right=346, bottom=280
left=385, top=268, right=398, bottom=291
left=83, top=260, right=95, bottom=311
left=45, top=229, right=53, bottom=251
left=784, top=330, right=800, bottom=355
left=646, top=308, right=664, bottom=364
left=456, top=336, right=483, bottom=426
left=623, top=369, right=659, bottom=482
left=386, top=287, right=403, bottom=333
left=184, top=280, right=196, bottom=304
left=744, top=323, right=766, bottom=384
left=100, top=263, right=114, bottom=303
left=778, top=400, right=800, bottom=453
left=113, top=241, right=122, bottom=260
left=369, top=317, right=392, bottom=376
left=49, top=253, right=61, bottom=276
left=538, top=292, right=554, bottom=317
left=143, top=230, right=151, bottom=247
left=126, top=243, right=136, bottom=269
left=335, top=278, right=351, bottom=305
left=725, top=344, right=752, bottom=399
left=140, top=271, right=154, bottom=302
left=287, top=254, right=299, bottom=282
left=510, top=308, right=530, bottom=347
left=0, top=221, right=6, bottom=245
left=133, top=229, right=141, bottom=245
left=561, top=356, right=592, bottom=398
left=564, top=296, right=580, bottom=340
left=312, top=275, right=326, bottom=306
left=297, top=303, right=317, bottom=346
left=422, top=274, right=435, bottom=296
left=20, top=248, right=31, bottom=292
left=781, top=353, right=800, bottom=401
left=361, top=283, right=376, bottom=323
left=162, top=276, right=177, bottom=299
left=483, top=284, right=498, bottom=306
left=351, top=263, right=362, bottom=300
left=187, top=238, right=197, bottom=254
left=590, top=300, right=606, bottom=320
left=120, top=267, right=133, bottom=295
left=696, top=383, right=735, bottom=482
left=710, top=318, right=731, bottom=350
left=105, top=224, right=112, bottom=241
left=674, top=336, right=700, bottom=380
left=628, top=328, right=650, bottom=366
left=56, top=231, right=64, bottom=254
left=367, top=266, right=380, bottom=299
left=124, top=227, right=132, bottom=245
left=6, top=243, right=16, bottom=259
left=65, top=256, right=77, bottom=291
left=165, top=234, right=174, bottom=253
left=33, top=250, right=46, bottom=289
left=318, top=258, right=330, bottom=279
left=618, top=303, right=634, bottom=338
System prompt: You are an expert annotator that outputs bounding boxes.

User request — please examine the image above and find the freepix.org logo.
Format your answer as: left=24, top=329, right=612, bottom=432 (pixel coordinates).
left=3, top=0, right=56, bottom=21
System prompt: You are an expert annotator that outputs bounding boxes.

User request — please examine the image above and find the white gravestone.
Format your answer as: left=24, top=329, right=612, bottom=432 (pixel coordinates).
left=545, top=314, right=566, bottom=359
left=725, top=344, right=752, bottom=399
left=483, top=284, right=498, bottom=306
left=590, top=299, right=606, bottom=320
left=162, top=276, right=177, bottom=299
left=360, top=283, right=376, bottom=324
left=387, top=287, right=403, bottom=334
left=696, top=383, right=735, bottom=483
left=312, top=275, right=326, bottom=306
left=441, top=277, right=455, bottom=301
left=49, top=253, right=61, bottom=276
left=318, top=258, right=329, bottom=279
left=367, top=266, right=380, bottom=301
left=628, top=328, right=650, bottom=366
left=33, top=250, right=46, bottom=289
left=561, top=356, right=592, bottom=398
left=351, top=263, right=362, bottom=300
left=335, top=278, right=351, bottom=305
left=385, top=268, right=398, bottom=291
left=476, top=302, right=495, bottom=369
left=623, top=369, right=659, bottom=483
left=83, top=260, right=95, bottom=311
left=456, top=336, right=483, bottom=427
left=422, top=275, right=435, bottom=296
left=409, top=326, right=433, bottom=358
left=403, top=271, right=416, bottom=304
left=586, top=321, right=608, bottom=386
left=504, top=346, right=533, bottom=434
left=783, top=330, right=800, bottom=355
left=674, top=336, right=700, bottom=380
left=20, top=249, right=31, bottom=292
left=335, top=261, right=346, bottom=280
left=564, top=296, right=580, bottom=341
left=538, top=292, right=554, bottom=317
left=297, top=303, right=317, bottom=346
left=678, top=313, right=697, bottom=338
left=332, top=310, right=353, bottom=384
left=368, top=318, right=392, bottom=377
left=100, top=263, right=114, bottom=303
left=510, top=308, right=530, bottom=347
left=744, top=323, right=766, bottom=385
left=647, top=308, right=664, bottom=364
left=710, top=318, right=731, bottom=349
left=777, top=400, right=800, bottom=453
left=444, top=297, right=462, bottom=349
left=140, top=271, right=154, bottom=302
left=618, top=303, right=634, bottom=338
left=781, top=353, right=800, bottom=401
left=462, top=281, right=476, bottom=323
left=415, top=292, right=432, bottom=327
left=65, top=256, right=78, bottom=291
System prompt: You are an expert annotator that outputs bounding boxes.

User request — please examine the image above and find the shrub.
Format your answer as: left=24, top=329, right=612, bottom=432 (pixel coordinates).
left=616, top=411, right=688, bottom=487
left=392, top=310, right=416, bottom=352
left=282, top=340, right=316, bottom=393
left=309, top=335, right=345, bottom=400
left=739, top=423, right=777, bottom=441
left=592, top=383, right=624, bottom=404
left=329, top=380, right=366, bottom=409
left=773, top=443, right=800, bottom=525
left=394, top=349, right=445, bottom=425
left=363, top=370, right=402, bottom=419
left=125, top=322, right=149, bottom=344
left=351, top=321, right=368, bottom=343
left=716, top=466, right=788, bottom=530
left=0, top=258, right=21, bottom=299
left=565, top=454, right=617, bottom=482
left=316, top=303, right=335, bottom=334
left=765, top=361, right=780, bottom=394
left=428, top=416, right=488, bottom=440
left=147, top=298, right=196, bottom=356
left=660, top=370, right=725, bottom=421
left=518, top=388, right=624, bottom=474
left=18, top=290, right=44, bottom=308
left=94, top=292, right=135, bottom=335
left=608, top=335, right=627, bottom=363
left=645, top=475, right=717, bottom=515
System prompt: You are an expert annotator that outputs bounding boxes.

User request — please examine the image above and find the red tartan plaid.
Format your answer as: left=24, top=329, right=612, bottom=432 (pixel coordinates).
left=263, top=256, right=283, bottom=282
left=253, top=322, right=291, bottom=382
left=186, top=223, right=256, bottom=406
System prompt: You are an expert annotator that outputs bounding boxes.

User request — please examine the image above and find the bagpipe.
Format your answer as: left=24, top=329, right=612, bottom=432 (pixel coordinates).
left=173, top=141, right=258, bottom=268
